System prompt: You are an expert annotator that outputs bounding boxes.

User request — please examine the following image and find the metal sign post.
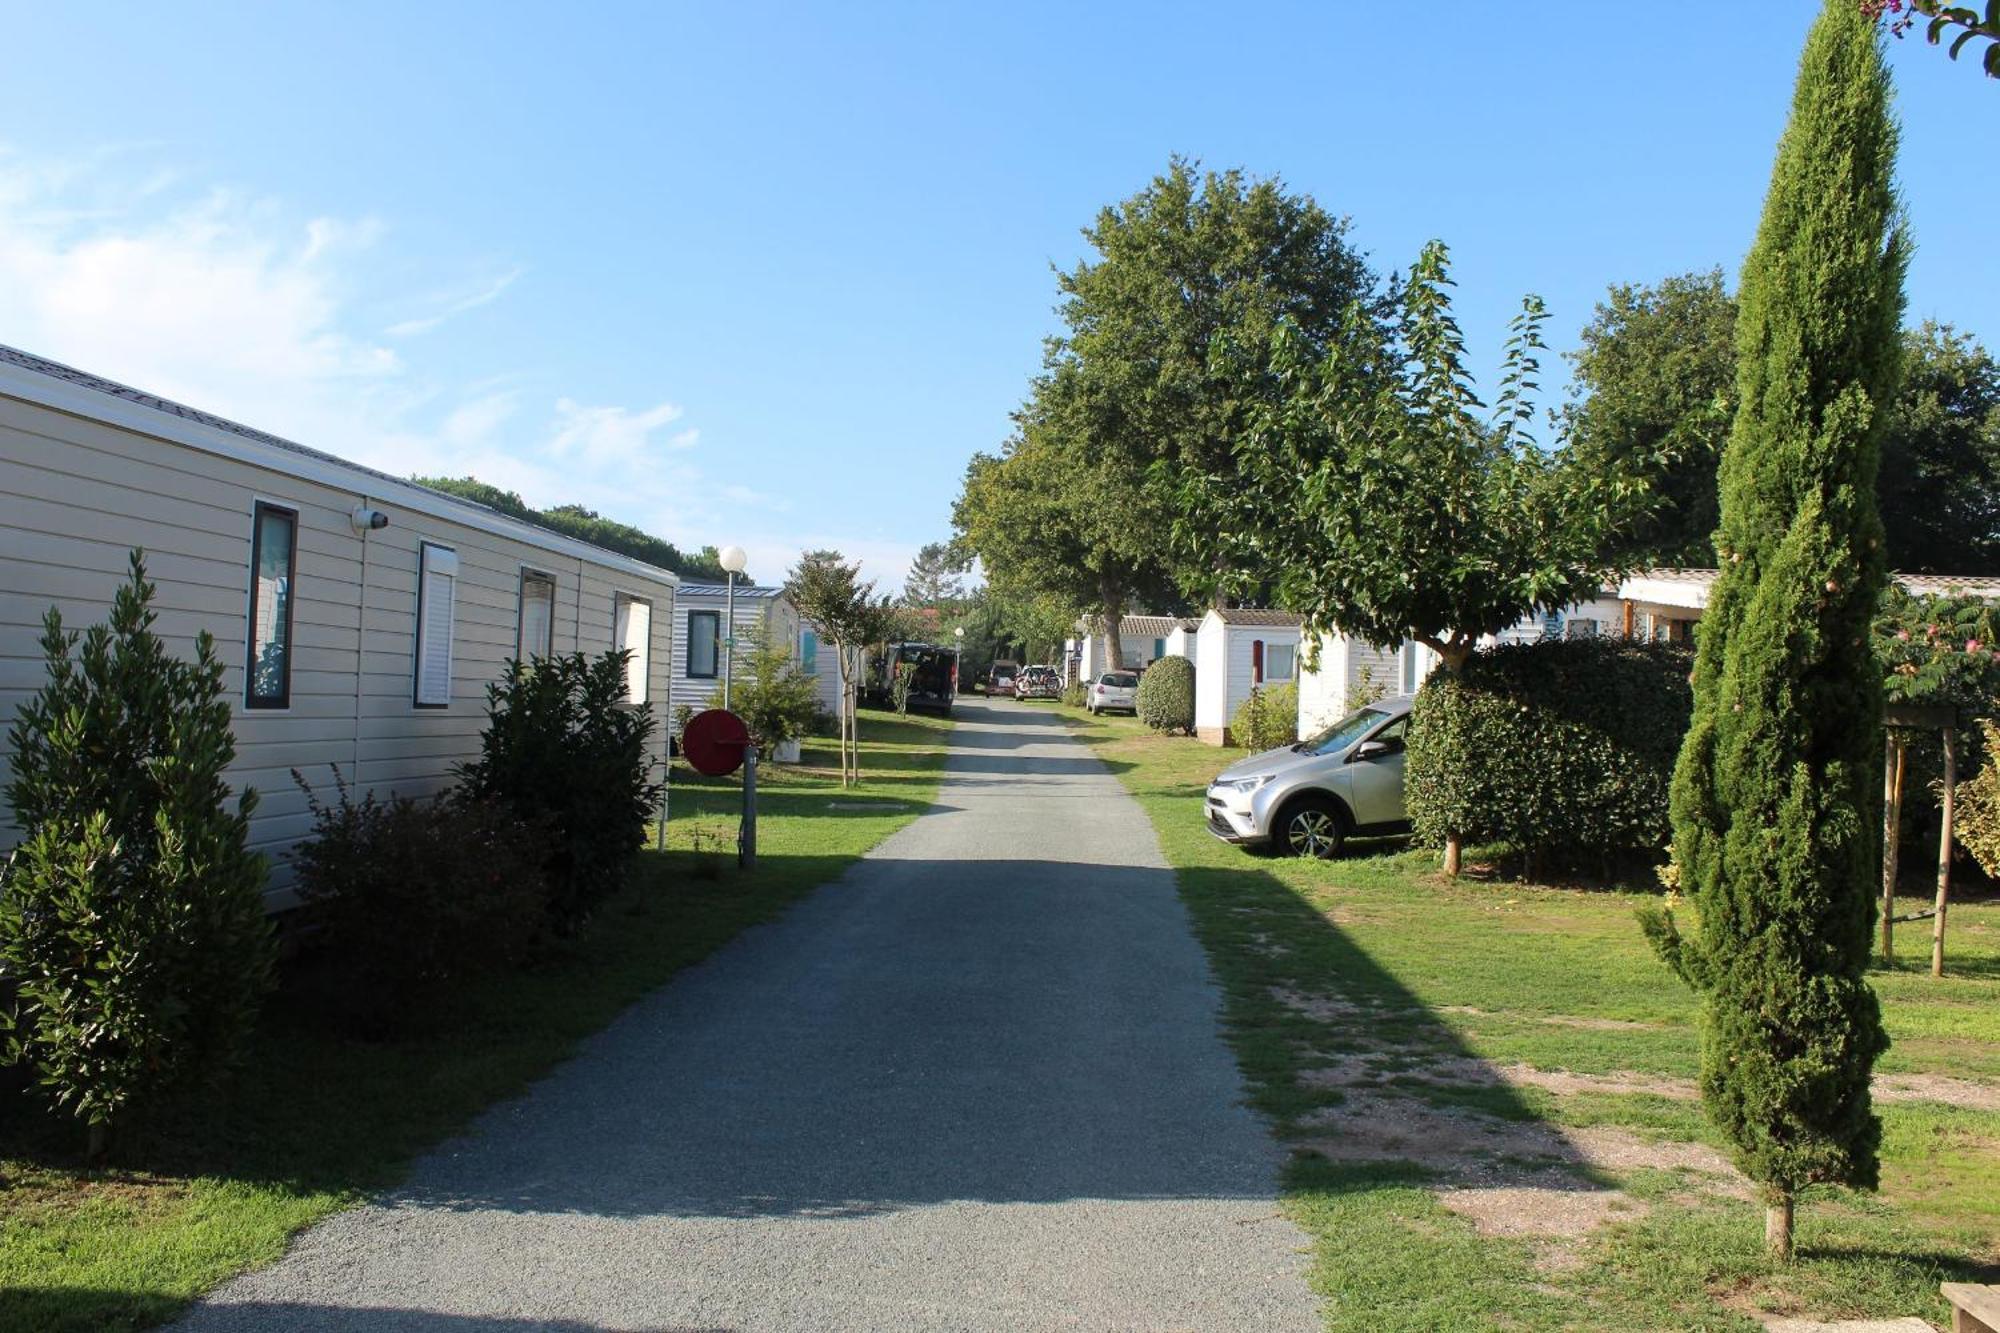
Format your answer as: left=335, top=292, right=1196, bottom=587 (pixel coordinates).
left=739, top=745, right=758, bottom=870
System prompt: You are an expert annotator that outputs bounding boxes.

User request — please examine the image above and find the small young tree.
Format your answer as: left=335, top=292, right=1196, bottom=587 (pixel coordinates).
left=788, top=550, right=897, bottom=786
left=1214, top=242, right=1651, bottom=872
left=0, top=553, right=274, bottom=1152
left=456, top=651, right=659, bottom=931
left=706, top=627, right=821, bottom=753
left=1645, top=0, right=1905, bottom=1260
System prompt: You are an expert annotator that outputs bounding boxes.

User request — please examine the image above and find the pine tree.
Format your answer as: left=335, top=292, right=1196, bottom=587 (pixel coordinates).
left=1644, top=0, right=1905, bottom=1260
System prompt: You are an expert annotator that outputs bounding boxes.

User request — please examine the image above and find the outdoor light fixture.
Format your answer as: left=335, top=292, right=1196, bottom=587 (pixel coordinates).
left=719, top=545, right=747, bottom=709
left=349, top=505, right=389, bottom=534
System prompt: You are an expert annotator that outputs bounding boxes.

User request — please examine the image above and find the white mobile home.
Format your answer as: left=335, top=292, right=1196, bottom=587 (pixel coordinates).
left=0, top=345, right=680, bottom=901
left=1192, top=608, right=1303, bottom=745
left=1296, top=634, right=1441, bottom=737
left=669, top=583, right=810, bottom=718
left=1071, top=614, right=1192, bottom=684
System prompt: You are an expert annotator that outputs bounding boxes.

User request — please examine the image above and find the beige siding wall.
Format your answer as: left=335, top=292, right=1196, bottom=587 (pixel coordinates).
left=0, top=392, right=677, bottom=902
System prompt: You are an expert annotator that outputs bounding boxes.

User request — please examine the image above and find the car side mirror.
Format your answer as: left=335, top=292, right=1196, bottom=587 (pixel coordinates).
left=1351, top=739, right=1393, bottom=762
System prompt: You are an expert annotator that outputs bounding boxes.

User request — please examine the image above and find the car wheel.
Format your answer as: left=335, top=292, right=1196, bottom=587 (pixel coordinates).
left=1279, top=796, right=1345, bottom=860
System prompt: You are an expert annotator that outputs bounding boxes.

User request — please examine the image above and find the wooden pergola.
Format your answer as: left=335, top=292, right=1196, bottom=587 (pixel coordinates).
left=1880, top=701, right=1961, bottom=978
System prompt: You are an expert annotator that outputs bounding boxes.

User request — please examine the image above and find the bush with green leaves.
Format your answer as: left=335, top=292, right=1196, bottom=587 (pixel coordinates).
left=290, top=768, right=547, bottom=1035
left=0, top=554, right=273, bottom=1148
left=456, top=651, right=660, bottom=931
left=1136, top=656, right=1195, bottom=734
left=1955, top=719, right=2000, bottom=879
left=1229, top=682, right=1298, bottom=752
left=1060, top=682, right=1087, bottom=709
left=1406, top=639, right=1693, bottom=860
left=705, top=630, right=821, bottom=750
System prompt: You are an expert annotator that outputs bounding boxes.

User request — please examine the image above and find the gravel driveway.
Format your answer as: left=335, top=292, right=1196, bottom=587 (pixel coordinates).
left=178, top=700, right=1317, bottom=1331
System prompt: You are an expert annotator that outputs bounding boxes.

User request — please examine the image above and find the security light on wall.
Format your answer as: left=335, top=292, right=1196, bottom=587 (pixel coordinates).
left=350, top=505, right=390, bottom=534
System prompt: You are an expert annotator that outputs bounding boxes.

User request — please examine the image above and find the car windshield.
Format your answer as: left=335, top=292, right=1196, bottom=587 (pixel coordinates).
left=1103, top=673, right=1138, bottom=687
left=1299, top=706, right=1391, bottom=756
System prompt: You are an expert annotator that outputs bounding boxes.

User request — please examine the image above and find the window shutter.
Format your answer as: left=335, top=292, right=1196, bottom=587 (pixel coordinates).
left=519, top=573, right=555, bottom=661
left=415, top=545, right=457, bottom=707
left=616, top=596, right=652, bottom=703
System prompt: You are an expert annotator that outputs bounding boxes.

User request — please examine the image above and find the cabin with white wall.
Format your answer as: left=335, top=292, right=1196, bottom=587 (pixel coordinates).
left=0, top=344, right=681, bottom=904
left=1192, top=608, right=1303, bottom=745
left=1073, top=614, right=1192, bottom=683
left=1296, top=634, right=1440, bottom=737
left=668, top=583, right=804, bottom=721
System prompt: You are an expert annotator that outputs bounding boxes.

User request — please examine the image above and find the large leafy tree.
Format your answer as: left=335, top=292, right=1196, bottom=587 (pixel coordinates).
left=1565, top=270, right=1739, bottom=565
left=1219, top=242, right=1649, bottom=872
left=415, top=476, right=732, bottom=582
left=952, top=367, right=1178, bottom=672
left=1053, top=157, right=1378, bottom=606
left=1647, top=0, right=1904, bottom=1261
left=1879, top=322, right=2000, bottom=572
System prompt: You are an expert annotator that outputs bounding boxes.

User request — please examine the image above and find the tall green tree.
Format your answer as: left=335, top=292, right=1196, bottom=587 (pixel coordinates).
left=1565, top=287, right=2000, bottom=572
left=1053, top=157, right=1378, bottom=606
left=1565, top=269, right=1739, bottom=565
left=952, top=366, right=1177, bottom=671
left=414, top=476, right=732, bottom=581
left=1221, top=242, right=1649, bottom=872
left=1879, top=322, right=2000, bottom=572
left=1646, top=0, right=1905, bottom=1260
left=901, top=541, right=968, bottom=611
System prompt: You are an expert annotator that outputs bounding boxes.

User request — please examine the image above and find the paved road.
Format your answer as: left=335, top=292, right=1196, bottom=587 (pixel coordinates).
left=180, top=700, right=1317, bottom=1332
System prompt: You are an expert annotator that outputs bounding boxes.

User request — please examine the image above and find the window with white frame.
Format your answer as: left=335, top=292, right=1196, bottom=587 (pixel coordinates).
left=414, top=543, right=458, bottom=708
left=1265, top=641, right=1296, bottom=681
left=615, top=594, right=652, bottom=704
left=518, top=569, right=556, bottom=662
left=246, top=501, right=297, bottom=709
left=1565, top=618, right=1600, bottom=640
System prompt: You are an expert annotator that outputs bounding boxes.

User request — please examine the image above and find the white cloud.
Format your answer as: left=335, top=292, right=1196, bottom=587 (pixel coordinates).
left=385, top=266, right=523, bottom=337
left=0, top=148, right=902, bottom=579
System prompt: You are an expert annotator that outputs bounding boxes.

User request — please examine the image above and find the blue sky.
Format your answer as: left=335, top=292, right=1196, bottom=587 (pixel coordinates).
left=1, top=3, right=1992, bottom=589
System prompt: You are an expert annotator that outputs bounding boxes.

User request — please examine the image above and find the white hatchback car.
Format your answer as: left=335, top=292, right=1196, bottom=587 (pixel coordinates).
left=1087, top=670, right=1139, bottom=715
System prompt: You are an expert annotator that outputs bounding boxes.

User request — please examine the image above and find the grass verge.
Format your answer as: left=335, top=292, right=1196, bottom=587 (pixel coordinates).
left=1068, top=705, right=1999, bottom=1332
left=0, top=709, right=952, bottom=1332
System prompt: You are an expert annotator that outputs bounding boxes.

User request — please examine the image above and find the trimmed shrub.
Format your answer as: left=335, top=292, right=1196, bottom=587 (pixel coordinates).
left=1060, top=682, right=1088, bottom=709
left=1406, top=639, right=1692, bottom=859
left=0, top=554, right=273, bottom=1147
left=456, top=651, right=660, bottom=931
left=1137, top=656, right=1195, bottom=734
left=291, top=768, right=547, bottom=1035
left=1230, top=682, right=1299, bottom=752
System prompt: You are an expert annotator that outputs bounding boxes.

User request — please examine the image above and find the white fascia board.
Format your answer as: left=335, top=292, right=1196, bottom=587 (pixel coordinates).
left=1617, top=575, right=1710, bottom=611
left=0, top=362, right=680, bottom=589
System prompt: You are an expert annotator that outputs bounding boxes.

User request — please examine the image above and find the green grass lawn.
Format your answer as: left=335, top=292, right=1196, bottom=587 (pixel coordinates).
left=0, top=708, right=953, bottom=1333
left=1067, top=706, right=2000, bottom=1332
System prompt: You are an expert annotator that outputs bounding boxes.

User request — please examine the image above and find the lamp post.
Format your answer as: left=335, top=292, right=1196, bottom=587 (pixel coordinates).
left=719, top=544, right=748, bottom=710
left=954, top=625, right=965, bottom=696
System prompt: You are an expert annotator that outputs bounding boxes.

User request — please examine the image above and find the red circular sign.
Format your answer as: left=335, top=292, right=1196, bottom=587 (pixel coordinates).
left=682, top=708, right=750, bottom=776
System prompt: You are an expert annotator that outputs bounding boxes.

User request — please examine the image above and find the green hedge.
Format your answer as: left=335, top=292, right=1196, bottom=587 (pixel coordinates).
left=1405, top=639, right=1692, bottom=858
left=1137, top=656, right=1195, bottom=734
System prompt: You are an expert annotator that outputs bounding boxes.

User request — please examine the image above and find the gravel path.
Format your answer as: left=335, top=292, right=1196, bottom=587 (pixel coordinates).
left=179, top=700, right=1317, bottom=1331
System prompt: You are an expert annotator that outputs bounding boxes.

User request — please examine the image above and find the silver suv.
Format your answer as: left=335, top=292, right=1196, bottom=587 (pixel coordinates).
left=1204, top=695, right=1413, bottom=858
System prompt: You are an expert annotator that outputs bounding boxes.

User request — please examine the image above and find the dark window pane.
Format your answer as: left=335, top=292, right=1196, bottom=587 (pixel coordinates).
left=248, top=505, right=295, bottom=706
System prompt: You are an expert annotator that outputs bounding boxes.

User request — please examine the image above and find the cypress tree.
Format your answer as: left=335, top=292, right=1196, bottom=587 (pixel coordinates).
left=1643, top=0, right=1905, bottom=1260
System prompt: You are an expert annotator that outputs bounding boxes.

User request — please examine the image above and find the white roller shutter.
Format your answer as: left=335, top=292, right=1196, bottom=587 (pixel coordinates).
left=615, top=594, right=652, bottom=704
left=415, top=544, right=458, bottom=707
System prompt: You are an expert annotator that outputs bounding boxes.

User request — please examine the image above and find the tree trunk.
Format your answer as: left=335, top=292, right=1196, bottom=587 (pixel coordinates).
left=1443, top=836, right=1462, bottom=878
left=1099, top=578, right=1127, bottom=673
left=1881, top=732, right=1903, bottom=960
left=1933, top=725, right=1956, bottom=979
left=1765, top=1194, right=1794, bottom=1260
left=1430, top=635, right=1471, bottom=877
left=86, top=1120, right=108, bottom=1160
